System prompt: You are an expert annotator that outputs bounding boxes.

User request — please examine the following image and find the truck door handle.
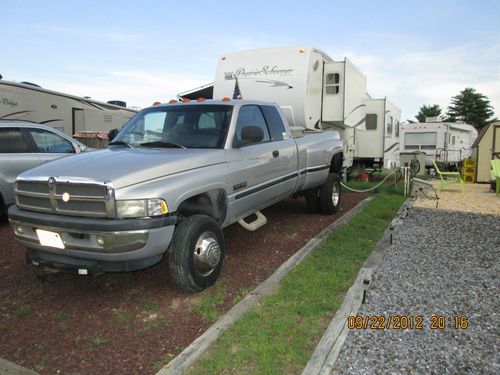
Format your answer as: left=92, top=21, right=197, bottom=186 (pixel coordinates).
left=272, top=150, right=279, bottom=158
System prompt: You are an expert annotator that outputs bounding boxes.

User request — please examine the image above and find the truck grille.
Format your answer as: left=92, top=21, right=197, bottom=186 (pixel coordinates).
left=15, top=178, right=115, bottom=218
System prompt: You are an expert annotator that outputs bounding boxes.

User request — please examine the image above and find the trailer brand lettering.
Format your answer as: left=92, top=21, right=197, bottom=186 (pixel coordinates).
left=226, top=66, right=294, bottom=80
left=1, top=98, right=18, bottom=107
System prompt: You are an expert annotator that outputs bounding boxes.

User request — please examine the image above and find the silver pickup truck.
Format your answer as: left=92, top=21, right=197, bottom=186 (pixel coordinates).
left=8, top=100, right=343, bottom=291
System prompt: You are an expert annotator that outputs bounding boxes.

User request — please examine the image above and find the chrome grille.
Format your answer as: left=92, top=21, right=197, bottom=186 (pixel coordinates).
left=15, top=178, right=115, bottom=218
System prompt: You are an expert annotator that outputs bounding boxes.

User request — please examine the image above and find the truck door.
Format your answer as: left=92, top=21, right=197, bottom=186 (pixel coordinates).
left=227, top=105, right=288, bottom=220
left=260, top=105, right=298, bottom=197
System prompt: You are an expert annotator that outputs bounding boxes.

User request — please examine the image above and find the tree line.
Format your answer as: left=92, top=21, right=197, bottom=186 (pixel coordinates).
left=412, top=87, right=496, bottom=129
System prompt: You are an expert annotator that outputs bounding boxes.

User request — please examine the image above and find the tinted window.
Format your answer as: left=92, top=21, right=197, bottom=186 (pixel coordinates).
left=0, top=127, right=30, bottom=153
left=29, top=128, right=74, bottom=153
left=261, top=106, right=287, bottom=141
left=235, top=105, right=270, bottom=146
left=366, top=114, right=377, bottom=130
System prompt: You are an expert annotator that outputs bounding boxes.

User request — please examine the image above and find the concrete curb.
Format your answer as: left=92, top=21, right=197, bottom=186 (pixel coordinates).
left=0, top=358, right=39, bottom=375
left=157, top=196, right=374, bottom=375
left=302, top=199, right=414, bottom=375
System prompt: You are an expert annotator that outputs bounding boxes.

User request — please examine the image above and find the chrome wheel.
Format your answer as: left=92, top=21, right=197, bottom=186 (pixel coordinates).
left=193, top=232, right=221, bottom=277
left=331, top=182, right=340, bottom=206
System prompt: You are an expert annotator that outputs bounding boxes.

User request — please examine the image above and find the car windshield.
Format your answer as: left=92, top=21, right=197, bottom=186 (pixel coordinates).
left=112, top=104, right=233, bottom=149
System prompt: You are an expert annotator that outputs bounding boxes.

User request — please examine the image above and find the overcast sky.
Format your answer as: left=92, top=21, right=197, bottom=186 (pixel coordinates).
left=2, top=0, right=499, bottom=122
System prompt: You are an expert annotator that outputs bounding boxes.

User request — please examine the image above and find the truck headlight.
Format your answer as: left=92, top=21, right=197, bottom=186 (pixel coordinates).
left=116, top=199, right=168, bottom=218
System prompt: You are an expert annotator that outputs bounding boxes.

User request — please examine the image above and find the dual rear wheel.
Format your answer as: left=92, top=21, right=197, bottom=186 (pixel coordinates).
left=304, top=172, right=341, bottom=214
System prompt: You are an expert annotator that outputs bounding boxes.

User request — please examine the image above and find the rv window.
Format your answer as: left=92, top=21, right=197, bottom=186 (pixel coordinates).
left=325, top=73, right=340, bottom=95
left=235, top=105, right=271, bottom=146
left=386, top=116, right=393, bottom=135
left=395, top=121, right=400, bottom=137
left=261, top=105, right=287, bottom=141
left=452, top=136, right=456, bottom=145
left=0, top=128, right=30, bottom=153
left=29, top=128, right=75, bottom=153
left=366, top=114, right=377, bottom=130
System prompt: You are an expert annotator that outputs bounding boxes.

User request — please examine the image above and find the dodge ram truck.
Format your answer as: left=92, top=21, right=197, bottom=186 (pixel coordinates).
left=8, top=99, right=343, bottom=292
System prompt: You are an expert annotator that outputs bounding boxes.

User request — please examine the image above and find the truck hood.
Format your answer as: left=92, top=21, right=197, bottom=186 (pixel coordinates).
left=19, top=148, right=227, bottom=189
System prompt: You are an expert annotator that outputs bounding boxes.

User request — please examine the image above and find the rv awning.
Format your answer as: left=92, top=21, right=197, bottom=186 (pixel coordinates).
left=177, top=83, right=214, bottom=100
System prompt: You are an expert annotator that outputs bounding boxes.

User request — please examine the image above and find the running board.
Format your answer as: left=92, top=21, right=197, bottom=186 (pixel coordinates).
left=237, top=211, right=267, bottom=231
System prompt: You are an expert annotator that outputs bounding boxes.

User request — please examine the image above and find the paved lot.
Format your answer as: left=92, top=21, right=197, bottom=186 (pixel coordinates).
left=331, top=186, right=499, bottom=374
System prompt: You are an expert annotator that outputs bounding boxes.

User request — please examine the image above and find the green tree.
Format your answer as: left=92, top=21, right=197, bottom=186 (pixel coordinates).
left=446, top=87, right=494, bottom=129
left=415, top=104, right=443, bottom=122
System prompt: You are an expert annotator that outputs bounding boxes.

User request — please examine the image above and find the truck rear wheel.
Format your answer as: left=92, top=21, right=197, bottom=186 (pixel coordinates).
left=169, top=214, right=224, bottom=292
left=319, top=172, right=341, bottom=214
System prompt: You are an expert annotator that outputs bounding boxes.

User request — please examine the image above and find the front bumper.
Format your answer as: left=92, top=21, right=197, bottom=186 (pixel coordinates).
left=8, top=205, right=177, bottom=273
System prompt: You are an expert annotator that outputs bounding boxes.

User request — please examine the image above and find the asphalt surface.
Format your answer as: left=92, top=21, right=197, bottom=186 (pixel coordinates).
left=331, top=207, right=499, bottom=374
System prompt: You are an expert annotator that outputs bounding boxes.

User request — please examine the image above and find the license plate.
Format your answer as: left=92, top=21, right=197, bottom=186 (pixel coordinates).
left=35, top=229, right=65, bottom=249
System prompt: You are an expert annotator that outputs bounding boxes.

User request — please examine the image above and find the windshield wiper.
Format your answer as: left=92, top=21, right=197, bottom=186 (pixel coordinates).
left=109, top=140, right=133, bottom=148
left=139, top=141, right=186, bottom=149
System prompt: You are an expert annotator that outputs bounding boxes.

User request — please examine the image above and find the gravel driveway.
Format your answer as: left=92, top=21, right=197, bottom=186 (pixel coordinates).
left=331, top=206, right=499, bottom=374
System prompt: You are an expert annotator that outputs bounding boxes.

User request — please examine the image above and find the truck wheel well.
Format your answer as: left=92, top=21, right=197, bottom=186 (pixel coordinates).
left=176, top=190, right=227, bottom=225
left=330, top=153, right=343, bottom=175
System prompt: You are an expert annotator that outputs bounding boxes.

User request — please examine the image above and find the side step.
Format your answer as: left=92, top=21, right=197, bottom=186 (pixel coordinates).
left=237, top=211, right=267, bottom=231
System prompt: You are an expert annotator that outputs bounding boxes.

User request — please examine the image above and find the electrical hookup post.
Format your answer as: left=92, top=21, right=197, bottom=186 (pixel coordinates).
left=402, top=167, right=412, bottom=197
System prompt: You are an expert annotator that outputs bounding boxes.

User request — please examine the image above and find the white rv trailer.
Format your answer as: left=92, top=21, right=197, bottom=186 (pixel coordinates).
left=213, top=46, right=368, bottom=169
left=355, top=98, right=401, bottom=169
left=0, top=80, right=137, bottom=136
left=399, top=119, right=478, bottom=167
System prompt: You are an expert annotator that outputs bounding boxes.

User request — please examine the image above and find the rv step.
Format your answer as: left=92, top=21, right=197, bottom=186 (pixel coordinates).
left=237, top=211, right=267, bottom=231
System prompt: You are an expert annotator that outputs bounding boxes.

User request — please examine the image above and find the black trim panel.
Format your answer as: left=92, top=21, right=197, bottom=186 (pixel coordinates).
left=235, top=172, right=298, bottom=200
left=307, top=165, right=330, bottom=173
left=8, top=205, right=176, bottom=231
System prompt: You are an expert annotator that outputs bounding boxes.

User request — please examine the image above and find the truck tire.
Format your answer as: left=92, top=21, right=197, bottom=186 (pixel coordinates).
left=169, top=214, right=224, bottom=292
left=304, top=188, right=320, bottom=213
left=319, top=172, right=341, bottom=214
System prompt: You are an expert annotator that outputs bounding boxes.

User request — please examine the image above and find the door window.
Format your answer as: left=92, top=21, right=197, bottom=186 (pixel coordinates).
left=29, top=128, right=75, bottom=153
left=235, top=105, right=271, bottom=146
left=0, top=128, right=30, bottom=153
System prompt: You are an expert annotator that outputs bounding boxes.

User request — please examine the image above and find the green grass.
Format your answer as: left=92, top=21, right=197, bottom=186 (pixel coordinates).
left=192, top=287, right=226, bottom=321
left=188, top=183, right=405, bottom=374
left=16, top=305, right=32, bottom=318
left=51, top=310, right=71, bottom=332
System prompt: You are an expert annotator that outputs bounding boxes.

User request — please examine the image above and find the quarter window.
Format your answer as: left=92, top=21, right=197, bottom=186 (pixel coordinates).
left=0, top=128, right=30, bottom=153
left=261, top=105, right=287, bottom=141
left=29, top=128, right=74, bottom=153
left=325, top=73, right=340, bottom=95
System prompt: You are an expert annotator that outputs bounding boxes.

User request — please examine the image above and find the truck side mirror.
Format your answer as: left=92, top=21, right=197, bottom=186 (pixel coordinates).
left=235, top=125, right=264, bottom=147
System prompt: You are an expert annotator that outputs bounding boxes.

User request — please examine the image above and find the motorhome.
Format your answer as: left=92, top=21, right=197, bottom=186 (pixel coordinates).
left=399, top=118, right=478, bottom=167
left=355, top=98, right=401, bottom=169
left=0, top=80, right=137, bottom=136
left=211, top=47, right=368, bottom=169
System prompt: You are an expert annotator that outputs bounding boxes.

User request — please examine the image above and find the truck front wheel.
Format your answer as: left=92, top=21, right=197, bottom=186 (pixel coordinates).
left=319, top=172, right=341, bottom=214
left=169, top=215, right=224, bottom=292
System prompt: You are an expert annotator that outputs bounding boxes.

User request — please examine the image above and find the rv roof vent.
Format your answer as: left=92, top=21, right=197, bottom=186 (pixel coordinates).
left=107, top=100, right=127, bottom=107
left=425, top=116, right=442, bottom=123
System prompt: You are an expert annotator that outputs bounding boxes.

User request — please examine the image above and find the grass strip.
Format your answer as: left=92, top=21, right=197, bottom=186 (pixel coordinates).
left=187, top=184, right=405, bottom=375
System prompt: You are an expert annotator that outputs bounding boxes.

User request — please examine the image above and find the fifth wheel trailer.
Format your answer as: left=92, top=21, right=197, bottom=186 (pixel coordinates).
left=354, top=98, right=401, bottom=169
left=212, top=46, right=368, bottom=169
left=399, top=119, right=478, bottom=167
left=0, top=80, right=137, bottom=136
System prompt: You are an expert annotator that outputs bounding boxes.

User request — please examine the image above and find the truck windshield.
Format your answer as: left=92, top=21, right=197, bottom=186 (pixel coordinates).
left=113, top=105, right=233, bottom=149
